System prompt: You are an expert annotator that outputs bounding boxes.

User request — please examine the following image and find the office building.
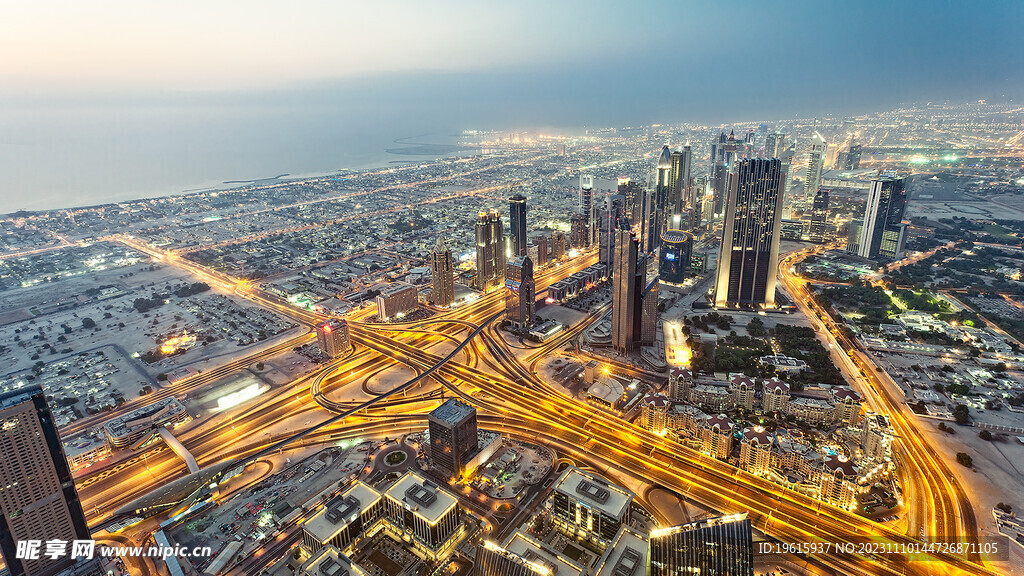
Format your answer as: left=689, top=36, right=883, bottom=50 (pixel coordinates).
left=296, top=548, right=367, bottom=576
left=505, top=256, right=535, bottom=328
left=598, top=193, right=626, bottom=268
left=648, top=514, right=753, bottom=576
left=612, top=229, right=642, bottom=353
left=658, top=230, right=692, bottom=285
left=640, top=278, right=659, bottom=346
left=856, top=176, right=908, bottom=260
left=530, top=234, right=548, bottom=267
left=651, top=146, right=672, bottom=248
left=509, top=193, right=528, bottom=258
left=551, top=231, right=566, bottom=260
left=316, top=319, right=351, bottom=358
left=593, top=527, right=648, bottom=576
left=430, top=236, right=455, bottom=307
left=428, top=399, right=478, bottom=479
left=713, top=158, right=785, bottom=308
left=639, top=187, right=659, bottom=253
left=670, top=145, right=693, bottom=212
left=765, top=132, right=785, bottom=159
left=548, top=467, right=634, bottom=550
left=301, top=481, right=384, bottom=554
left=809, top=189, right=831, bottom=243
left=804, top=132, right=827, bottom=203
left=383, top=472, right=462, bottom=561
left=0, top=387, right=92, bottom=576
left=840, top=143, right=862, bottom=170
left=580, top=174, right=594, bottom=245
left=376, top=282, right=418, bottom=320
left=475, top=210, right=506, bottom=290
left=617, top=177, right=642, bottom=221
left=570, top=213, right=588, bottom=249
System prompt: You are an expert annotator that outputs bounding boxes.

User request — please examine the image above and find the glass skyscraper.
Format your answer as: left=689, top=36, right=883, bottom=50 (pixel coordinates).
left=648, top=514, right=753, bottom=576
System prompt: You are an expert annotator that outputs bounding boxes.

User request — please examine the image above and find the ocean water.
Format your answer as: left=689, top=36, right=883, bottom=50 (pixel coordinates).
left=0, top=95, right=478, bottom=214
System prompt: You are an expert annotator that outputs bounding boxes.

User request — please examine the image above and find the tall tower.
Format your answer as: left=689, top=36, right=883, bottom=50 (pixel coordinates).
left=570, top=213, right=588, bottom=249
left=651, top=146, right=672, bottom=250
left=505, top=255, right=535, bottom=328
left=612, top=229, right=642, bottom=354
left=678, top=145, right=694, bottom=211
left=844, top=144, right=863, bottom=170
left=509, top=193, right=528, bottom=258
left=714, top=158, right=785, bottom=308
left=316, top=319, right=350, bottom=358
left=804, top=132, right=827, bottom=203
left=430, top=236, right=455, bottom=307
left=427, top=399, right=478, bottom=479
left=475, top=210, right=505, bottom=290
left=765, top=132, right=785, bottom=159
left=857, top=176, right=908, bottom=260
left=0, top=387, right=92, bottom=576
left=580, top=174, right=594, bottom=244
left=809, top=189, right=831, bottom=243
left=598, top=193, right=626, bottom=268
left=711, top=132, right=729, bottom=217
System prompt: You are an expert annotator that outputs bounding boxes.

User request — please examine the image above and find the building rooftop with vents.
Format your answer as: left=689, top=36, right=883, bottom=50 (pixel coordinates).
left=551, top=467, right=634, bottom=521
left=383, top=472, right=457, bottom=525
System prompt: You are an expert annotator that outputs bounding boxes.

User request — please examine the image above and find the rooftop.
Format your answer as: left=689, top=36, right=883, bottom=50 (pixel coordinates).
left=383, top=472, right=458, bottom=524
left=552, top=467, right=633, bottom=519
left=303, top=481, right=381, bottom=544
left=594, top=527, right=648, bottom=576
left=504, top=531, right=584, bottom=576
left=428, top=398, right=476, bottom=426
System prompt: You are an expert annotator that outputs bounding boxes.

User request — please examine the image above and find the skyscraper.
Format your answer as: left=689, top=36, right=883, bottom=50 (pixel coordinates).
left=809, top=189, right=831, bottom=243
left=640, top=277, right=659, bottom=346
left=804, top=132, right=827, bottom=202
left=711, top=132, right=729, bottom=217
left=429, top=236, right=455, bottom=307
left=651, top=146, right=671, bottom=248
left=570, top=213, right=588, bottom=249
left=0, top=387, right=92, bottom=576
left=764, top=132, right=785, bottom=159
left=505, top=255, right=535, bottom=328
left=580, top=174, right=594, bottom=243
left=648, top=514, right=753, bottom=576
left=427, top=399, right=478, bottom=479
left=612, top=229, right=643, bottom=353
left=509, top=193, right=528, bottom=258
left=640, top=187, right=659, bottom=253
left=316, top=319, right=351, bottom=358
left=856, top=176, right=908, bottom=260
left=475, top=210, right=505, bottom=290
left=677, top=145, right=694, bottom=211
left=842, top=143, right=862, bottom=170
left=598, top=193, right=626, bottom=268
left=714, top=158, right=785, bottom=308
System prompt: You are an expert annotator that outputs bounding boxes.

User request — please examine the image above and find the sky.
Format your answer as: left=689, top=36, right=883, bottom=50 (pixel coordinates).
left=2, top=0, right=1022, bottom=122
left=1, top=1, right=1023, bottom=212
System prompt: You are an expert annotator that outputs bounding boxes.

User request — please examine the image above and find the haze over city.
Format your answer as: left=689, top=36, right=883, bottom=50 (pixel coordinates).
left=2, top=0, right=1023, bottom=213
left=2, top=3, right=1024, bottom=576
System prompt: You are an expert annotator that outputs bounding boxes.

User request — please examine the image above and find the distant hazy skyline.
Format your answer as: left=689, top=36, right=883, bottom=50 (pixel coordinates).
left=1, top=1, right=1022, bottom=213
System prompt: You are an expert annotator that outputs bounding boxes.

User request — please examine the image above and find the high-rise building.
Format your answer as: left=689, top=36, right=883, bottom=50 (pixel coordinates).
left=809, top=189, right=831, bottom=243
left=639, top=188, right=659, bottom=253
left=658, top=230, right=693, bottom=285
left=505, top=256, right=535, bottom=328
left=764, top=132, right=785, bottom=159
left=580, top=174, right=594, bottom=243
left=316, top=319, right=351, bottom=358
left=856, top=176, right=908, bottom=261
left=548, top=467, right=634, bottom=550
left=640, top=278, right=659, bottom=346
left=714, top=158, right=785, bottom=308
left=618, top=177, right=642, bottom=221
left=475, top=210, right=505, bottom=290
left=551, top=231, right=566, bottom=260
left=0, top=387, right=93, bottom=576
left=669, top=146, right=693, bottom=214
left=430, top=236, right=455, bottom=307
left=648, top=514, right=753, bottom=576
left=650, top=146, right=671, bottom=249
left=804, top=132, right=827, bottom=202
left=530, top=234, right=548, bottom=267
left=598, top=193, right=626, bottom=268
left=376, top=282, right=418, bottom=320
left=842, top=144, right=862, bottom=170
left=612, top=229, right=644, bottom=353
left=383, top=472, right=463, bottom=560
left=428, top=399, right=478, bottom=479
left=509, top=193, right=528, bottom=258
left=570, top=213, right=589, bottom=249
